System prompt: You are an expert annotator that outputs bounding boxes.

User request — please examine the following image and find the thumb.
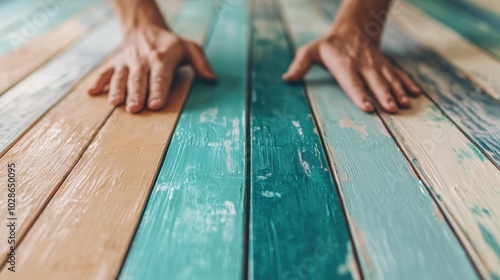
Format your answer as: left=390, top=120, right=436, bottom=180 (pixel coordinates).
left=184, top=41, right=216, bottom=80
left=282, top=46, right=313, bottom=81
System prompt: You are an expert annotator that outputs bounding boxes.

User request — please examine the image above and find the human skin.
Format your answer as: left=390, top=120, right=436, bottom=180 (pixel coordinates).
left=88, top=0, right=216, bottom=113
left=283, top=0, right=422, bottom=113
left=89, top=0, right=420, bottom=114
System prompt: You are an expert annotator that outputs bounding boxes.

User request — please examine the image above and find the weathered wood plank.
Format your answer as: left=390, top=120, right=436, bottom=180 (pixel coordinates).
left=319, top=0, right=500, bottom=276
left=467, top=0, right=500, bottom=15
left=380, top=27, right=500, bottom=169
left=249, top=0, right=356, bottom=279
left=380, top=27, right=500, bottom=279
left=0, top=0, right=100, bottom=55
left=407, top=0, right=500, bottom=59
left=0, top=55, right=117, bottom=267
left=0, top=0, right=188, bottom=269
left=0, top=2, right=216, bottom=278
left=120, top=1, right=249, bottom=279
left=388, top=2, right=500, bottom=100
left=450, top=0, right=500, bottom=32
left=280, top=0, right=481, bottom=279
left=0, top=18, right=121, bottom=157
left=0, top=3, right=112, bottom=95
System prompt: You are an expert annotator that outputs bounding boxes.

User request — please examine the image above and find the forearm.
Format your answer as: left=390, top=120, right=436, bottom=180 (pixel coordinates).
left=328, top=0, right=392, bottom=44
left=108, top=0, right=168, bottom=34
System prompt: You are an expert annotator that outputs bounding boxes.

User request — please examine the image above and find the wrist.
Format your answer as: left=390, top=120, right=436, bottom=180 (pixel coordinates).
left=113, top=0, right=168, bottom=36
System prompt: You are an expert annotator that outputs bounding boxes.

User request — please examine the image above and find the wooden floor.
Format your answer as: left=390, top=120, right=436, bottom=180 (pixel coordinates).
left=0, top=0, right=499, bottom=279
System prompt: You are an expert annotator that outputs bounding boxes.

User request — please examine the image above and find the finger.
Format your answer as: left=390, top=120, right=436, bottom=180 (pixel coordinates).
left=361, top=68, right=399, bottom=113
left=381, top=66, right=411, bottom=108
left=282, top=46, right=313, bottom=81
left=88, top=68, right=114, bottom=95
left=126, top=63, right=149, bottom=113
left=148, top=62, right=173, bottom=110
left=184, top=41, right=216, bottom=80
left=319, top=49, right=374, bottom=112
left=108, top=65, right=128, bottom=106
left=394, top=68, right=421, bottom=96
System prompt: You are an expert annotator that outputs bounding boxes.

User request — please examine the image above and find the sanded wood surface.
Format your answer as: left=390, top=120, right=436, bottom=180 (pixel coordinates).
left=389, top=2, right=500, bottom=100
left=318, top=0, right=500, bottom=276
left=380, top=26, right=500, bottom=169
left=407, top=0, right=500, bottom=59
left=249, top=0, right=356, bottom=279
left=0, top=56, right=117, bottom=266
left=0, top=3, right=112, bottom=95
left=0, top=18, right=121, bottom=157
left=120, top=1, right=249, bottom=279
left=281, top=0, right=481, bottom=279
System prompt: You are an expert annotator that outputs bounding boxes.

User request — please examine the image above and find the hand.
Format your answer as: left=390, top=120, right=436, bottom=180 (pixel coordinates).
left=88, top=1, right=215, bottom=113
left=283, top=35, right=421, bottom=113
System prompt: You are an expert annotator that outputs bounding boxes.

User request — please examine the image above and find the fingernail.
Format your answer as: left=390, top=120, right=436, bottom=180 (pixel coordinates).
left=364, top=101, right=374, bottom=111
left=149, top=98, right=161, bottom=108
left=388, top=99, right=397, bottom=108
left=401, top=96, right=409, bottom=103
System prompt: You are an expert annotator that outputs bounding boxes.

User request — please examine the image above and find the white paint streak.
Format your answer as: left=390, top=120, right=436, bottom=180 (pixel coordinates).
left=261, top=191, right=282, bottom=198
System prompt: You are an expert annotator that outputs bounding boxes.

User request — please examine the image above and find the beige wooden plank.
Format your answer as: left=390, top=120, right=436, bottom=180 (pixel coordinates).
left=0, top=0, right=212, bottom=278
left=0, top=3, right=111, bottom=95
left=389, top=1, right=500, bottom=100
left=0, top=55, right=117, bottom=267
left=379, top=96, right=500, bottom=278
left=0, top=68, right=194, bottom=279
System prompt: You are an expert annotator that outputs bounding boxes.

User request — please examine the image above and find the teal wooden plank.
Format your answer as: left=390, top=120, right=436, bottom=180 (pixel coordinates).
left=280, top=0, right=479, bottom=279
left=119, top=1, right=249, bottom=279
left=451, top=0, right=500, bottom=31
left=249, top=0, right=356, bottom=279
left=0, top=0, right=103, bottom=56
left=407, top=0, right=500, bottom=59
left=0, top=17, right=121, bottom=156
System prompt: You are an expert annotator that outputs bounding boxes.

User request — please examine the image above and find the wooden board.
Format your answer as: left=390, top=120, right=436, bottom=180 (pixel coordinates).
left=468, top=0, right=500, bottom=15
left=0, top=3, right=112, bottom=95
left=0, top=0, right=100, bottom=55
left=318, top=0, right=500, bottom=276
left=249, top=0, right=356, bottom=279
left=0, top=18, right=122, bottom=157
left=379, top=26, right=500, bottom=169
left=407, top=0, right=500, bottom=59
left=389, top=2, right=500, bottom=100
left=120, top=1, right=249, bottom=279
left=280, top=0, right=480, bottom=279
left=0, top=0, right=214, bottom=275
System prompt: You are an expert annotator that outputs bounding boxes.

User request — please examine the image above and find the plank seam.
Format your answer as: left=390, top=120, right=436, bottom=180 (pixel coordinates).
left=273, top=0, right=364, bottom=278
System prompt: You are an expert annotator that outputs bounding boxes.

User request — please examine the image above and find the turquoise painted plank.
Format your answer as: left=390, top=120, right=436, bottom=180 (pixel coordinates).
left=0, top=0, right=103, bottom=56
left=280, top=0, right=479, bottom=279
left=249, top=0, right=355, bottom=279
left=120, top=1, right=249, bottom=279
left=407, top=0, right=500, bottom=59
left=0, top=17, right=121, bottom=156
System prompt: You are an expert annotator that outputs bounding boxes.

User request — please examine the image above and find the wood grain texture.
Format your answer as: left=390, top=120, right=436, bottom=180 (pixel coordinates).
left=281, top=0, right=480, bottom=279
left=450, top=0, right=500, bottom=33
left=0, top=56, right=117, bottom=267
left=406, top=0, right=500, bottom=59
left=388, top=2, right=500, bottom=100
left=0, top=0, right=200, bottom=279
left=0, top=0, right=101, bottom=55
left=249, top=0, right=356, bottom=279
left=0, top=70, right=193, bottom=280
left=120, top=1, right=249, bottom=279
left=0, top=3, right=112, bottom=95
left=379, top=26, right=500, bottom=170
left=319, top=0, right=500, bottom=277
left=0, top=18, right=122, bottom=157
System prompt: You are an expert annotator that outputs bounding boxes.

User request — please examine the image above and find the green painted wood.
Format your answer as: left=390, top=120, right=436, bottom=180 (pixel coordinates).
left=249, top=0, right=355, bottom=279
left=407, top=0, right=500, bottom=59
left=0, top=17, right=121, bottom=156
left=280, top=0, right=480, bottom=279
left=451, top=0, right=500, bottom=31
left=119, top=1, right=249, bottom=279
left=0, top=0, right=103, bottom=55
